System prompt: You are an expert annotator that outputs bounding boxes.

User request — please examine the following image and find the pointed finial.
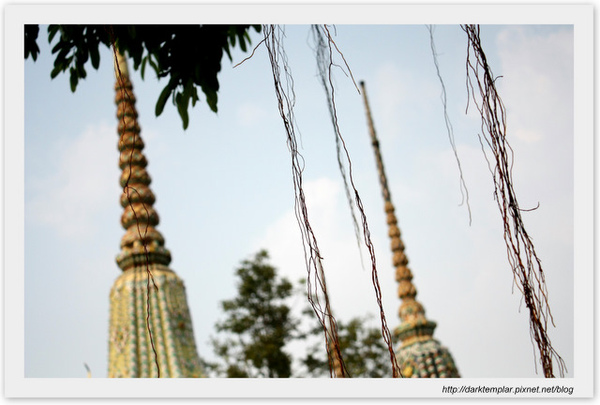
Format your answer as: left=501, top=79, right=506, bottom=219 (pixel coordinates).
left=113, top=50, right=171, bottom=271
left=360, top=81, right=430, bottom=338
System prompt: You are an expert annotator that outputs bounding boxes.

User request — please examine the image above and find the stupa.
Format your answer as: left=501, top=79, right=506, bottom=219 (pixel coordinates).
left=107, top=50, right=203, bottom=377
left=360, top=81, right=460, bottom=378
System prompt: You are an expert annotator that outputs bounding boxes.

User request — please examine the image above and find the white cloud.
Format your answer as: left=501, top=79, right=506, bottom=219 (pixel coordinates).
left=26, top=122, right=120, bottom=238
left=236, top=102, right=268, bottom=127
left=496, top=26, right=574, bottom=144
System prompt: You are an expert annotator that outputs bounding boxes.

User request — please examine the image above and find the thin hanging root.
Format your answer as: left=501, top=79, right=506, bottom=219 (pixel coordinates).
left=233, top=36, right=267, bottom=69
left=262, top=24, right=348, bottom=378
left=109, top=26, right=161, bottom=378
left=311, top=24, right=365, bottom=270
left=310, top=24, right=402, bottom=378
left=427, top=25, right=472, bottom=225
left=462, top=24, right=566, bottom=378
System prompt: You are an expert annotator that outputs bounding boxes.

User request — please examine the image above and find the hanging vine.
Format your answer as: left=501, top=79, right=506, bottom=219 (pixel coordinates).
left=427, top=25, right=472, bottom=225
left=310, top=25, right=365, bottom=266
left=262, top=24, right=348, bottom=378
left=309, top=24, right=402, bottom=378
left=461, top=24, right=566, bottom=378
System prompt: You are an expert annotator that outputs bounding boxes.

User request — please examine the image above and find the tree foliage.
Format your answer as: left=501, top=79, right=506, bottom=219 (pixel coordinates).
left=206, top=249, right=395, bottom=378
left=302, top=313, right=394, bottom=378
left=24, top=24, right=261, bottom=129
left=207, top=250, right=297, bottom=378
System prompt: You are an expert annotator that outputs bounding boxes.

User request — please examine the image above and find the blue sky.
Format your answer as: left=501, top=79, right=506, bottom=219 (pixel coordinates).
left=10, top=2, right=592, bottom=398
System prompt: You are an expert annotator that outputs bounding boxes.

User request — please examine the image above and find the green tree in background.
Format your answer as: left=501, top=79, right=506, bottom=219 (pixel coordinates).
left=206, top=249, right=395, bottom=378
left=302, top=315, right=394, bottom=378
left=207, top=250, right=298, bottom=378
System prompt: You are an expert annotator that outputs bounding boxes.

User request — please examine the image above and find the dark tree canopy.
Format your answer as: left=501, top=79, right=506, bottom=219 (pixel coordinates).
left=24, top=24, right=262, bottom=129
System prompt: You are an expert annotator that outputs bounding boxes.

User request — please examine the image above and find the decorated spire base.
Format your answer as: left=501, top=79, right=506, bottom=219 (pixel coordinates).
left=108, top=265, right=203, bottom=377
left=396, top=338, right=460, bottom=378
left=393, top=298, right=459, bottom=378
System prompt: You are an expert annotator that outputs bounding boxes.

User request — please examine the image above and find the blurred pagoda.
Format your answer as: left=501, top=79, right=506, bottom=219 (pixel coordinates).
left=360, top=81, right=460, bottom=378
left=108, top=50, right=203, bottom=377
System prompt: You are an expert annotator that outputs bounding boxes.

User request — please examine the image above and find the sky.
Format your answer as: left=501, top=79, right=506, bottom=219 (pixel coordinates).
left=10, top=2, right=592, bottom=399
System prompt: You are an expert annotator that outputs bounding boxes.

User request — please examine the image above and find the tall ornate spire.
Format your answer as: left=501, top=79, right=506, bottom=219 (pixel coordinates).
left=108, top=50, right=203, bottom=378
left=360, top=81, right=460, bottom=378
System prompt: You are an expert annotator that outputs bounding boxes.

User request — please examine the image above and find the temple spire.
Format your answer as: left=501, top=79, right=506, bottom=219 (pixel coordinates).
left=108, top=50, right=203, bottom=378
left=360, top=81, right=460, bottom=378
left=114, top=51, right=171, bottom=272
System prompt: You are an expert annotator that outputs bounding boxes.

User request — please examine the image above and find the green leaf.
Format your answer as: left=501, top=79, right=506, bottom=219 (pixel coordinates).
left=76, top=45, right=88, bottom=65
left=182, top=81, right=193, bottom=106
left=191, top=87, right=199, bottom=106
left=238, top=33, right=247, bottom=52
left=50, top=62, right=63, bottom=79
left=131, top=51, right=143, bottom=71
left=140, top=56, right=147, bottom=79
left=223, top=44, right=232, bottom=61
left=147, top=54, right=159, bottom=77
left=47, top=25, right=59, bottom=43
left=155, top=83, right=172, bottom=116
left=205, top=88, right=218, bottom=113
left=76, top=63, right=87, bottom=79
left=89, top=43, right=100, bottom=69
left=176, top=91, right=190, bottom=130
left=24, top=25, right=40, bottom=61
left=69, top=68, right=78, bottom=92
left=25, top=42, right=40, bottom=61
